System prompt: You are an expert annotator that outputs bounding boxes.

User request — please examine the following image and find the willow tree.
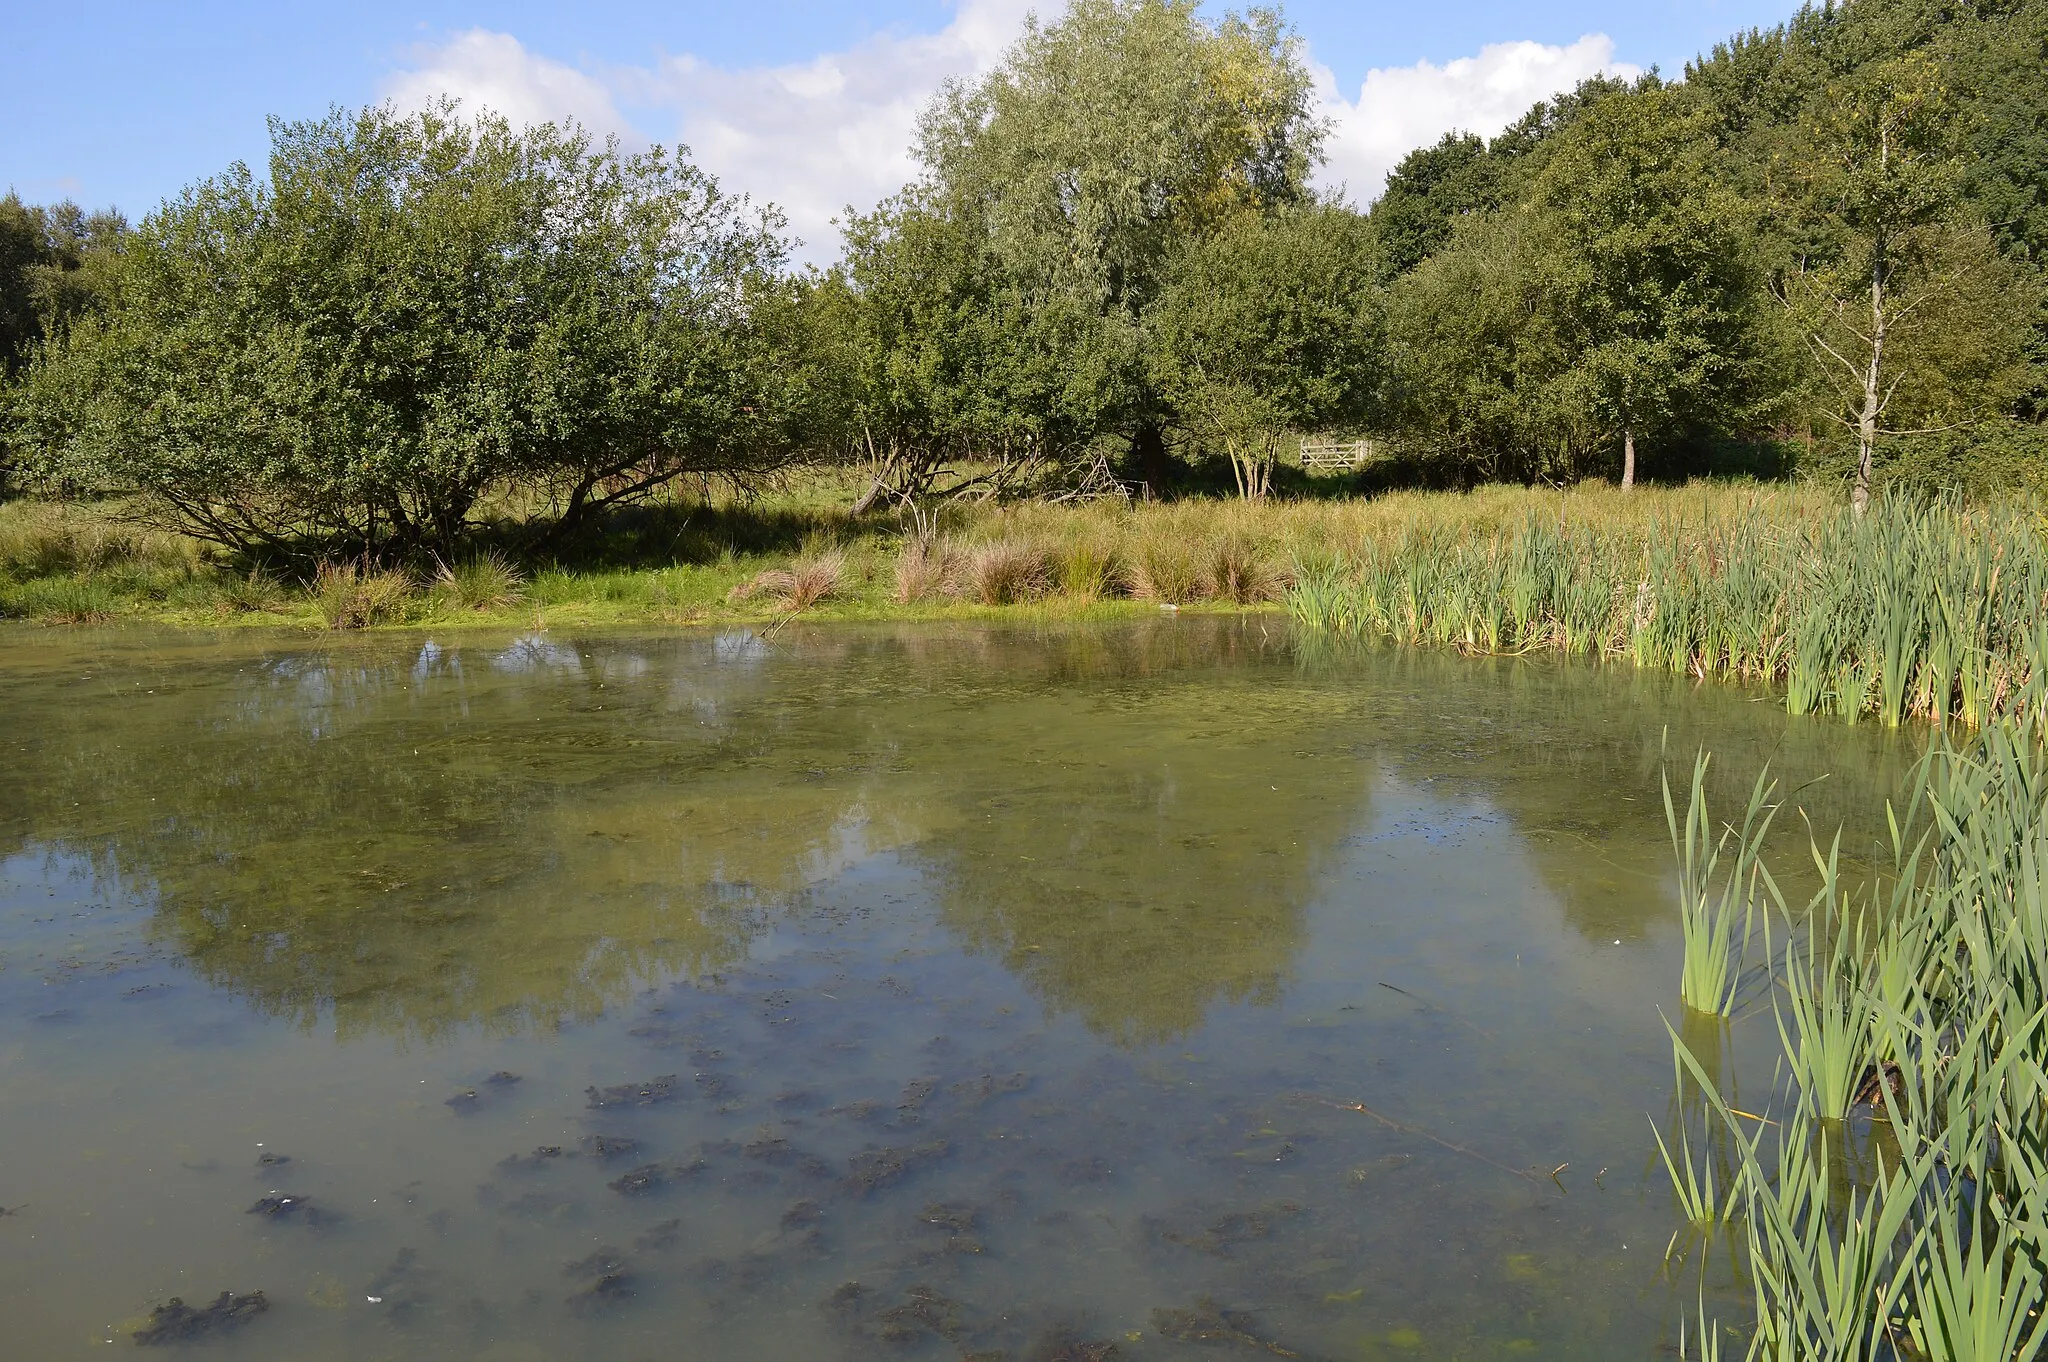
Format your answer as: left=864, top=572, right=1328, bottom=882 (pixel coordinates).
left=13, top=103, right=806, bottom=559
left=844, top=0, right=1326, bottom=500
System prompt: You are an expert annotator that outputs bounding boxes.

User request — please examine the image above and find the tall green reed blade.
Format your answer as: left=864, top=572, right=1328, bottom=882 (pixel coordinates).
left=1775, top=841, right=1880, bottom=1122
left=1742, top=1125, right=1934, bottom=1362
left=1652, top=1028, right=1747, bottom=1233
left=1666, top=753, right=1783, bottom=1017
left=1901, top=1134, right=2048, bottom=1362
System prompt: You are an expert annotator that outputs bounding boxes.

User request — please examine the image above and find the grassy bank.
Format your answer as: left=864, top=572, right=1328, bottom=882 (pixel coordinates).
left=0, top=479, right=1838, bottom=630
left=7, top=481, right=2045, bottom=734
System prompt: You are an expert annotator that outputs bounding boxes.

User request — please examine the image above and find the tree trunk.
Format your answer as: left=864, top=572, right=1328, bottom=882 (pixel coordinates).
left=1132, top=423, right=1171, bottom=501
left=1621, top=428, right=1636, bottom=490
left=1853, top=269, right=1887, bottom=520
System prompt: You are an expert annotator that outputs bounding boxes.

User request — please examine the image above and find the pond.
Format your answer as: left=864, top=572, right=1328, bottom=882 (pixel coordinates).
left=0, top=619, right=1919, bottom=1360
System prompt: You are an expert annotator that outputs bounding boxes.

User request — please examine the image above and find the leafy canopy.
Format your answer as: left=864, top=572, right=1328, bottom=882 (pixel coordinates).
left=12, top=103, right=801, bottom=559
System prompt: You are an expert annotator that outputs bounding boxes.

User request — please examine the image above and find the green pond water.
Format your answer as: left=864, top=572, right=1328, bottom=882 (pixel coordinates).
left=0, top=619, right=1918, bottom=1360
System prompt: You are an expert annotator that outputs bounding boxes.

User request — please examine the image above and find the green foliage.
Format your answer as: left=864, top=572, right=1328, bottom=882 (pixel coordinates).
left=1148, top=206, right=1384, bottom=497
left=1384, top=86, right=1784, bottom=482
left=1874, top=420, right=2048, bottom=497
left=1365, top=0, right=2048, bottom=491
left=1369, top=132, right=1495, bottom=277
left=0, top=193, right=128, bottom=376
left=1773, top=50, right=2043, bottom=506
left=10, top=103, right=802, bottom=559
left=841, top=0, right=1336, bottom=498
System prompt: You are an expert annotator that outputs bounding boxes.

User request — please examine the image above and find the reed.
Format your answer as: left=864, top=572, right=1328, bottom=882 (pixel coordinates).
left=1289, top=492, right=2048, bottom=731
left=1666, top=753, right=1783, bottom=1017
left=1656, top=714, right=2048, bottom=1357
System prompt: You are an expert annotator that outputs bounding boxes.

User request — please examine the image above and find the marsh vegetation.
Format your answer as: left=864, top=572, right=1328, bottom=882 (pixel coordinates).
left=1661, top=714, right=2048, bottom=1356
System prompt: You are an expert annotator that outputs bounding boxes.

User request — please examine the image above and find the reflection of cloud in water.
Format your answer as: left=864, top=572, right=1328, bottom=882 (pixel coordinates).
left=491, top=633, right=585, bottom=674
left=713, top=630, right=769, bottom=665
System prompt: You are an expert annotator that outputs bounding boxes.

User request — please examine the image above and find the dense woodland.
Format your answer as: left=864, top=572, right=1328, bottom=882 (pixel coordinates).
left=2, top=0, right=2046, bottom=561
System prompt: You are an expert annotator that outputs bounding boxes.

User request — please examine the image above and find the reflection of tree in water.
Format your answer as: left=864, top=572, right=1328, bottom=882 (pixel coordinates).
left=5, top=620, right=1358, bottom=1046
left=3, top=631, right=931, bottom=1039
left=776, top=620, right=1367, bottom=1048
left=903, top=689, right=1364, bottom=1046
left=1293, top=641, right=1922, bottom=942
left=0, top=618, right=1919, bottom=1044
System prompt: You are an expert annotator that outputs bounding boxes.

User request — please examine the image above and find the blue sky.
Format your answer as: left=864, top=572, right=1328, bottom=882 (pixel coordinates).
left=8, top=0, right=1798, bottom=253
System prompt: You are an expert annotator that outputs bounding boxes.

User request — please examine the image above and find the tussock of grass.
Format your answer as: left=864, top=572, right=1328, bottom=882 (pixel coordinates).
left=893, top=537, right=957, bottom=603
left=1207, top=535, right=1287, bottom=604
left=1130, top=535, right=1207, bottom=603
left=1052, top=536, right=1124, bottom=601
left=312, top=561, right=417, bottom=629
left=735, top=549, right=844, bottom=611
left=961, top=540, right=1050, bottom=605
left=434, top=551, right=525, bottom=611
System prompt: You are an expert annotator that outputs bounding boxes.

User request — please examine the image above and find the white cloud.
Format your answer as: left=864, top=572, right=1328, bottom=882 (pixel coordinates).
left=383, top=3, right=1033, bottom=262
left=622, top=2, right=1032, bottom=258
left=382, top=14, right=1639, bottom=260
left=1313, top=36, right=1641, bottom=206
left=383, top=30, right=635, bottom=143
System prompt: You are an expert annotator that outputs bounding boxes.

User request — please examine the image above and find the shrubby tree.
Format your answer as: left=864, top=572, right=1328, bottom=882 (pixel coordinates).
left=1369, top=132, right=1493, bottom=277
left=0, top=194, right=128, bottom=375
left=1148, top=206, right=1384, bottom=497
left=0, top=195, right=127, bottom=497
left=1531, top=88, right=1778, bottom=487
left=843, top=0, right=1333, bottom=502
left=12, top=103, right=803, bottom=558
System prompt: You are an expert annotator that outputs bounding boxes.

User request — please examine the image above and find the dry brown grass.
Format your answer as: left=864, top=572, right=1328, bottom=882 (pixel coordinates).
left=734, top=549, right=845, bottom=611
left=960, top=540, right=1051, bottom=605
left=892, top=538, right=957, bottom=604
